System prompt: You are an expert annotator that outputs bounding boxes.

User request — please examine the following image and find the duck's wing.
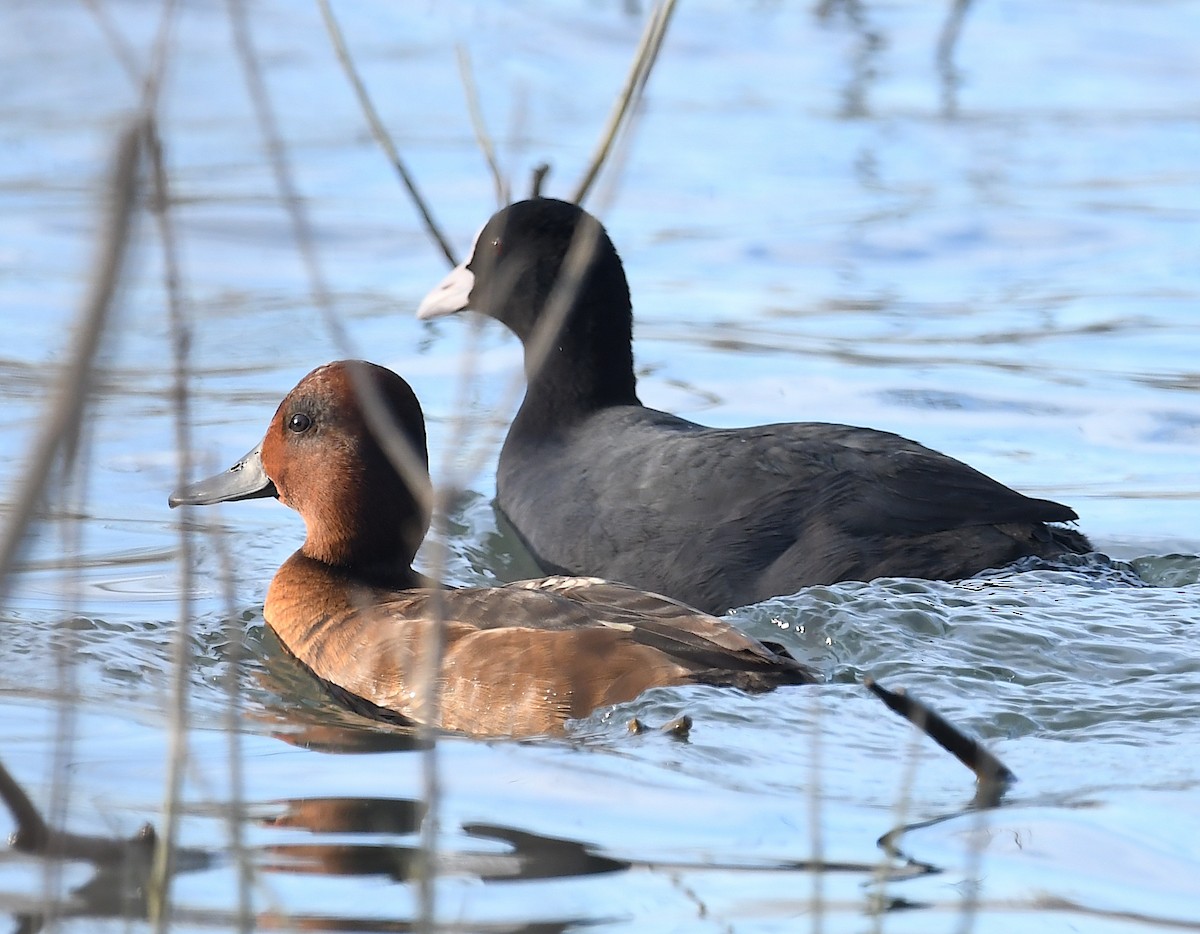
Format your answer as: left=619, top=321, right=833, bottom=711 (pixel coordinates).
left=498, top=577, right=815, bottom=681
left=502, top=575, right=718, bottom=626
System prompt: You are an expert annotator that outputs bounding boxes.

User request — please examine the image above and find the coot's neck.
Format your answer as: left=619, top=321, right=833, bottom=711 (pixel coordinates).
left=511, top=268, right=641, bottom=433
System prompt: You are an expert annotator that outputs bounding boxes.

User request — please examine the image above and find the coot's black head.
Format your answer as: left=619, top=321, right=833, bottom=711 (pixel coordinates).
left=418, top=198, right=633, bottom=346
left=419, top=198, right=640, bottom=413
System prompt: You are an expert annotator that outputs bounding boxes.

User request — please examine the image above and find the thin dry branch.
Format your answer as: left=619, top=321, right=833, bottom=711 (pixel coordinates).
left=127, top=12, right=193, bottom=932
left=937, top=0, right=973, bottom=68
left=226, top=0, right=350, bottom=348
left=223, top=9, right=439, bottom=588
left=807, top=689, right=826, bottom=931
left=530, top=162, right=551, bottom=198
left=70, top=5, right=201, bottom=926
left=316, top=0, right=457, bottom=266
left=0, top=118, right=142, bottom=605
left=81, top=0, right=142, bottom=80
left=571, top=0, right=679, bottom=205
left=79, top=4, right=206, bottom=925
left=147, top=117, right=195, bottom=934
left=456, top=44, right=509, bottom=207
left=936, top=0, right=973, bottom=119
left=212, top=523, right=254, bottom=930
left=227, top=3, right=448, bottom=927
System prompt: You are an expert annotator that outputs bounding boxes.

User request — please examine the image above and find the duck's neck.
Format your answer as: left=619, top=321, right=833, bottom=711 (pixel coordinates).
left=513, top=285, right=640, bottom=432
left=275, top=549, right=425, bottom=603
left=295, top=477, right=430, bottom=581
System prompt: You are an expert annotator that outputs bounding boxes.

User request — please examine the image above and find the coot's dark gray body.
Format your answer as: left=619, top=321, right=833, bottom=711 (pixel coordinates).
left=418, top=198, right=1090, bottom=615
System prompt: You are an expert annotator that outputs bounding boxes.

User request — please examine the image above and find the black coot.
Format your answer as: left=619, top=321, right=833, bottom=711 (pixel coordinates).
left=418, top=198, right=1090, bottom=615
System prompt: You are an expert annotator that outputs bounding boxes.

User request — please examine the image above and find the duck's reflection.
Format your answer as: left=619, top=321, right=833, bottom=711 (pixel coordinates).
left=260, top=796, right=628, bottom=883
left=2, top=769, right=958, bottom=933
left=255, top=916, right=581, bottom=932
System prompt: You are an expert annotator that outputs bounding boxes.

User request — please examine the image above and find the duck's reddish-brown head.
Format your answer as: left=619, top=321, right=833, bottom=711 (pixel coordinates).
left=171, top=360, right=432, bottom=569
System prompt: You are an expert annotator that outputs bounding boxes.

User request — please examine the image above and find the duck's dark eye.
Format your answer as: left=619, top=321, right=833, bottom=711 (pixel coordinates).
left=287, top=412, right=312, bottom=434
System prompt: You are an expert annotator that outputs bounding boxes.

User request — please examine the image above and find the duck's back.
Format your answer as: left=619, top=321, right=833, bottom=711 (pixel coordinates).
left=497, top=406, right=1088, bottom=614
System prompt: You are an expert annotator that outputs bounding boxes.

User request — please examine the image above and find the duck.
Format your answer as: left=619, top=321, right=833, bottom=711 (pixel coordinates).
left=169, top=360, right=815, bottom=738
left=416, top=197, right=1092, bottom=616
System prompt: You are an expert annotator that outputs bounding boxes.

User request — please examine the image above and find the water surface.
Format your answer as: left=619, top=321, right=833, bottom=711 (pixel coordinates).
left=1, top=0, right=1198, bottom=930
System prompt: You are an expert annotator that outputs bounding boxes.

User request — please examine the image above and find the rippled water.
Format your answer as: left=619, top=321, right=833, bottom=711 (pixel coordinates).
left=1, top=0, right=1199, bottom=931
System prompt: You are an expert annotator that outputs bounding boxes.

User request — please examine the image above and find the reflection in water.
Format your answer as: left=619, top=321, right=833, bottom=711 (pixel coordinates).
left=936, top=0, right=974, bottom=118
left=1, top=748, right=965, bottom=931
left=817, top=0, right=976, bottom=119
left=252, top=793, right=956, bottom=931
left=816, top=0, right=885, bottom=119
left=254, top=918, right=580, bottom=933
left=0, top=783, right=214, bottom=933
left=261, top=797, right=629, bottom=883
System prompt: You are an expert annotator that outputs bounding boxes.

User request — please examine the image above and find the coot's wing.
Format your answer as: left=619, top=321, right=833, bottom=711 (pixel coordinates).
left=702, top=422, right=1078, bottom=537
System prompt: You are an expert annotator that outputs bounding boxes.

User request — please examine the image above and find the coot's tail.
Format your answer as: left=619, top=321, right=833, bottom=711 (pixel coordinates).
left=1048, top=523, right=1092, bottom=555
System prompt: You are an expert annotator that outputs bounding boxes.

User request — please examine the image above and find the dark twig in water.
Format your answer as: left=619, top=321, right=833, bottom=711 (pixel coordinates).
left=316, top=0, right=457, bottom=267
left=0, top=756, right=218, bottom=933
left=868, top=680, right=926, bottom=926
left=865, top=678, right=1015, bottom=798
left=0, top=757, right=156, bottom=867
left=572, top=0, right=679, bottom=205
left=456, top=44, right=509, bottom=207
left=0, top=759, right=49, bottom=853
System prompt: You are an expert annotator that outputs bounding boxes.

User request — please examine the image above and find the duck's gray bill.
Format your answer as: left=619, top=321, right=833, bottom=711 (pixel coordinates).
left=168, top=444, right=277, bottom=508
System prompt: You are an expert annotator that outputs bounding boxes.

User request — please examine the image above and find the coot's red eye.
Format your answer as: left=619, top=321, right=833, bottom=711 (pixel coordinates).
left=490, top=237, right=502, bottom=254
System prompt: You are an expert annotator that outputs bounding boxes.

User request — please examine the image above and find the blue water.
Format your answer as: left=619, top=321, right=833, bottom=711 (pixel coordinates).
left=1, top=0, right=1198, bottom=930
